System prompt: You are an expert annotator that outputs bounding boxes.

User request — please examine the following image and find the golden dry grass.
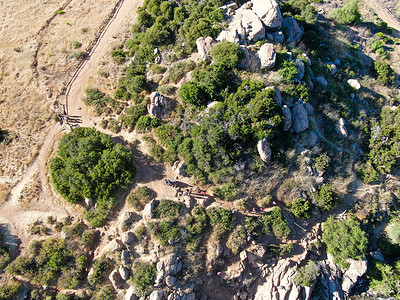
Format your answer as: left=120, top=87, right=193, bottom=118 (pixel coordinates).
left=0, top=183, right=10, bottom=204
left=0, top=0, right=119, bottom=181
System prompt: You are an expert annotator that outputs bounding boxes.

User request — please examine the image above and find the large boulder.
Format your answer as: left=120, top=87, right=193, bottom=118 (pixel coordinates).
left=257, top=138, right=272, bottom=162
left=217, top=5, right=265, bottom=44
left=294, top=58, right=305, bottom=81
left=282, top=17, right=304, bottom=44
left=348, top=79, right=361, bottom=90
left=342, top=259, right=368, bottom=294
left=220, top=1, right=238, bottom=17
left=122, top=232, right=135, bottom=246
left=196, top=36, right=216, bottom=62
left=239, top=46, right=261, bottom=72
left=119, top=266, right=130, bottom=281
left=306, top=131, right=318, bottom=147
left=149, top=291, right=164, bottom=300
left=304, top=102, right=314, bottom=115
left=142, top=199, right=158, bottom=219
left=291, top=103, right=309, bottom=133
left=148, top=92, right=168, bottom=118
left=121, top=250, right=131, bottom=267
left=165, top=275, right=177, bottom=288
left=314, top=76, right=328, bottom=88
left=173, top=161, right=187, bottom=176
left=251, top=0, right=283, bottom=29
left=266, top=86, right=282, bottom=106
left=282, top=105, right=292, bottom=131
left=270, top=30, right=284, bottom=43
left=109, top=269, right=123, bottom=290
left=256, top=43, right=276, bottom=70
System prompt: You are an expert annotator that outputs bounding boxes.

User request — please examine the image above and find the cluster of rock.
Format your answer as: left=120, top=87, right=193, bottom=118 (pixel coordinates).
left=147, top=92, right=169, bottom=119
left=217, top=0, right=303, bottom=45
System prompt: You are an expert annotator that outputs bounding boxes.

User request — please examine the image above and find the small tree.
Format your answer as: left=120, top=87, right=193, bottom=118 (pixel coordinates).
left=374, top=61, right=395, bottom=86
left=322, top=217, right=368, bottom=268
left=294, top=261, right=320, bottom=287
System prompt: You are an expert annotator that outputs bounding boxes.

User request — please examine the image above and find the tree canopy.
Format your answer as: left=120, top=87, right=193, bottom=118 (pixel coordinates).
left=50, top=127, right=135, bottom=206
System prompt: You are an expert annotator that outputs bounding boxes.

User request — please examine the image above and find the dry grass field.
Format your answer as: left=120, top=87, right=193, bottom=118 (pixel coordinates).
left=0, top=0, right=120, bottom=185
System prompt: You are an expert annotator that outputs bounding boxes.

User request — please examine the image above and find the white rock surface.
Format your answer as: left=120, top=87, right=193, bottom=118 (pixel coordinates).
left=348, top=79, right=361, bottom=90
left=251, top=0, right=283, bottom=29
left=123, top=286, right=136, bottom=300
left=217, top=5, right=265, bottom=44
left=342, top=259, right=368, bottom=293
left=337, top=118, right=348, bottom=138
left=196, top=36, right=216, bottom=61
left=257, top=138, right=272, bottom=162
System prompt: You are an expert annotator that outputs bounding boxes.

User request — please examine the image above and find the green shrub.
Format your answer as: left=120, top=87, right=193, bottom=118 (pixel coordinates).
left=112, top=49, right=126, bottom=63
left=322, top=217, right=368, bottom=268
left=313, top=153, right=331, bottom=172
left=186, top=207, right=208, bottom=236
left=151, top=221, right=181, bottom=245
left=207, top=207, right=235, bottom=237
left=290, top=198, right=311, bottom=219
left=328, top=0, right=360, bottom=25
left=211, top=41, right=242, bottom=68
left=135, top=116, right=161, bottom=131
left=374, top=61, right=395, bottom=86
left=278, top=60, right=297, bottom=83
left=131, top=263, right=156, bottom=296
left=180, top=81, right=206, bottom=107
left=0, top=280, right=21, bottom=300
left=165, top=60, right=196, bottom=84
left=50, top=128, right=135, bottom=226
left=72, top=41, right=82, bottom=49
left=213, top=182, right=238, bottom=201
left=315, top=184, right=335, bottom=211
left=153, top=200, right=182, bottom=219
left=127, top=185, right=153, bottom=210
left=226, top=225, right=247, bottom=254
left=262, top=207, right=291, bottom=239
left=368, top=261, right=400, bottom=296
left=387, top=220, right=400, bottom=245
left=93, top=286, right=115, bottom=300
left=293, top=261, right=320, bottom=287
left=89, top=256, right=110, bottom=286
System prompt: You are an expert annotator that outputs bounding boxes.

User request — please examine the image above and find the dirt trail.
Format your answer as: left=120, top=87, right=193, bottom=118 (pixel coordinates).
left=0, top=0, right=144, bottom=248
left=363, top=0, right=400, bottom=38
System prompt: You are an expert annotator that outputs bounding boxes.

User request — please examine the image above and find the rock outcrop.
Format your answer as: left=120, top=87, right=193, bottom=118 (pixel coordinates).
left=119, top=266, right=129, bottom=281
left=266, top=86, right=282, bottom=106
left=306, top=130, right=318, bottom=147
left=121, top=250, right=131, bottom=267
left=239, top=46, right=261, bottom=72
left=123, top=286, right=136, bottom=300
left=348, top=79, right=361, bottom=90
left=196, top=36, right=216, bottom=61
left=149, top=291, right=164, bottom=300
left=291, top=103, right=309, bottom=133
left=142, top=199, right=158, bottom=219
left=304, top=102, right=314, bottom=115
left=282, top=17, right=304, bottom=44
left=342, top=259, right=368, bottom=294
left=282, top=105, right=292, bottom=131
left=173, top=161, right=187, bottom=176
left=270, top=30, right=284, bottom=43
left=148, top=92, right=169, bottom=118
left=251, top=0, right=283, bottom=29
left=256, top=43, right=276, bottom=70
left=217, top=4, right=265, bottom=44
left=257, top=138, right=272, bottom=162
left=109, top=269, right=123, bottom=290
left=314, top=76, right=328, bottom=88
left=294, top=58, right=305, bottom=81
left=155, top=253, right=182, bottom=288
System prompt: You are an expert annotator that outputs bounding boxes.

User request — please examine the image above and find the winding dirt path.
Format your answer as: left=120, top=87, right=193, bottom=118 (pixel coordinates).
left=0, top=0, right=144, bottom=248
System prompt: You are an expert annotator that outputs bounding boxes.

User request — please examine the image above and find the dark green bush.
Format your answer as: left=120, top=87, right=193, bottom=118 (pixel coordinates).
left=153, top=200, right=182, bottom=219
left=293, top=261, right=320, bottom=287
left=262, top=207, right=291, bottom=239
left=315, top=184, right=335, bottom=211
left=131, top=263, right=156, bottom=296
left=89, top=256, right=111, bottom=286
left=213, top=182, right=237, bottom=201
left=127, top=185, right=153, bottom=210
left=207, top=207, right=235, bottom=237
left=151, top=221, right=181, bottom=245
left=290, top=198, right=311, bottom=219
left=374, top=61, right=395, bottom=86
left=328, top=0, right=360, bottom=25
left=226, top=225, right=247, bottom=254
left=211, top=41, right=242, bottom=68
left=322, top=217, right=368, bottom=268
